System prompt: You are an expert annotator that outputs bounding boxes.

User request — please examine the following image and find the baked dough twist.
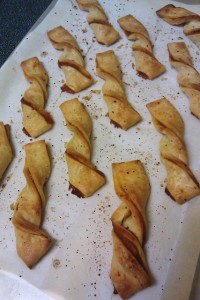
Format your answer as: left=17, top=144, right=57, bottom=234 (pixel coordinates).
left=96, top=50, right=141, bottom=130
left=60, top=98, right=105, bottom=198
left=12, top=140, right=52, bottom=268
left=118, top=15, right=166, bottom=80
left=156, top=4, right=200, bottom=48
left=21, top=57, right=54, bottom=138
left=76, top=0, right=120, bottom=46
left=168, top=42, right=200, bottom=119
left=47, top=26, right=93, bottom=93
left=111, top=160, right=151, bottom=299
left=0, top=122, right=13, bottom=180
left=147, top=98, right=200, bottom=204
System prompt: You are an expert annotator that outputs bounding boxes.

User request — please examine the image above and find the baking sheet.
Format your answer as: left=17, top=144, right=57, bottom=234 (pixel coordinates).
left=0, top=0, right=200, bottom=299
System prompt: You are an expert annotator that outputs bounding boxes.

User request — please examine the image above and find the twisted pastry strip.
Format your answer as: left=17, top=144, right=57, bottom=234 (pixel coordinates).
left=156, top=4, right=200, bottom=48
left=0, top=122, right=13, bottom=180
left=76, top=0, right=120, bottom=46
left=12, top=140, right=52, bottom=268
left=118, top=15, right=166, bottom=80
left=60, top=98, right=105, bottom=198
left=47, top=26, right=93, bottom=93
left=168, top=42, right=200, bottom=119
left=21, top=57, right=54, bottom=138
left=111, top=160, right=151, bottom=299
left=147, top=98, right=200, bottom=204
left=96, top=50, right=141, bottom=130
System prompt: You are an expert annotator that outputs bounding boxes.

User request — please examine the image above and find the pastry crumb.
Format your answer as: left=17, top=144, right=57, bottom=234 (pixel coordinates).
left=10, top=203, right=15, bottom=210
left=123, top=81, right=130, bottom=86
left=6, top=173, right=13, bottom=182
left=53, top=259, right=61, bottom=268
left=91, top=90, right=101, bottom=94
left=41, top=51, right=48, bottom=57
left=117, top=44, right=124, bottom=49
left=83, top=95, right=92, bottom=101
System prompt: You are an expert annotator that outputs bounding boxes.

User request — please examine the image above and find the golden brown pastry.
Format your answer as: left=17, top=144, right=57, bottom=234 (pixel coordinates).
left=21, top=57, right=54, bottom=138
left=96, top=50, right=141, bottom=130
left=76, top=0, right=120, bottom=46
left=47, top=26, right=93, bottom=93
left=156, top=4, right=200, bottom=48
left=147, top=98, right=200, bottom=204
left=168, top=42, right=200, bottom=119
left=12, top=140, right=52, bottom=268
left=60, top=98, right=105, bottom=198
left=118, top=15, right=166, bottom=80
left=0, top=122, right=13, bottom=180
left=111, top=160, right=152, bottom=299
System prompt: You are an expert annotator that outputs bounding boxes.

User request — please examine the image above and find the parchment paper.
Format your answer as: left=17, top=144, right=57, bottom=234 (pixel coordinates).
left=0, top=0, right=200, bottom=299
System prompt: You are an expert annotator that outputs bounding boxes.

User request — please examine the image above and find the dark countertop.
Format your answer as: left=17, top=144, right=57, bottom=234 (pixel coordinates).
left=0, top=0, right=53, bottom=67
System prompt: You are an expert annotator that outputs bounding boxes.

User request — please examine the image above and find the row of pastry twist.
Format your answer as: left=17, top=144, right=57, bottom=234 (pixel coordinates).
left=1, top=96, right=200, bottom=296
left=18, top=27, right=200, bottom=141
left=14, top=2, right=200, bottom=142
left=0, top=1, right=200, bottom=299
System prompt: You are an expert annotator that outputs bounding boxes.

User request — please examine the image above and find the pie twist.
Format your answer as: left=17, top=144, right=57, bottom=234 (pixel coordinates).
left=168, top=42, right=200, bottom=119
left=156, top=4, right=200, bottom=48
left=147, top=98, right=200, bottom=204
left=0, top=122, right=13, bottom=181
left=60, top=98, right=106, bottom=198
left=21, top=57, right=54, bottom=138
left=111, top=160, right=152, bottom=299
left=76, top=0, right=120, bottom=46
left=12, top=140, right=52, bottom=268
left=47, top=26, right=93, bottom=93
left=118, top=15, right=166, bottom=80
left=96, top=50, right=141, bottom=130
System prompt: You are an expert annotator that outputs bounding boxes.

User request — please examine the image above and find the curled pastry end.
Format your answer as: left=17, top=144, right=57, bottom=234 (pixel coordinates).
left=69, top=183, right=85, bottom=198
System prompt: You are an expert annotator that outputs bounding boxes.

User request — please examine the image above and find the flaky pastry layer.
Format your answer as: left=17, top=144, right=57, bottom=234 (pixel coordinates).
left=47, top=26, right=93, bottom=93
left=60, top=98, right=105, bottom=198
left=76, top=0, right=120, bottom=46
left=156, top=4, right=200, bottom=48
left=21, top=57, right=54, bottom=138
left=0, top=122, right=13, bottom=180
left=168, top=42, right=200, bottom=119
left=147, top=98, right=200, bottom=204
left=111, top=160, right=152, bottom=299
left=96, top=50, right=141, bottom=130
left=118, top=14, right=166, bottom=80
left=12, top=140, right=52, bottom=268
